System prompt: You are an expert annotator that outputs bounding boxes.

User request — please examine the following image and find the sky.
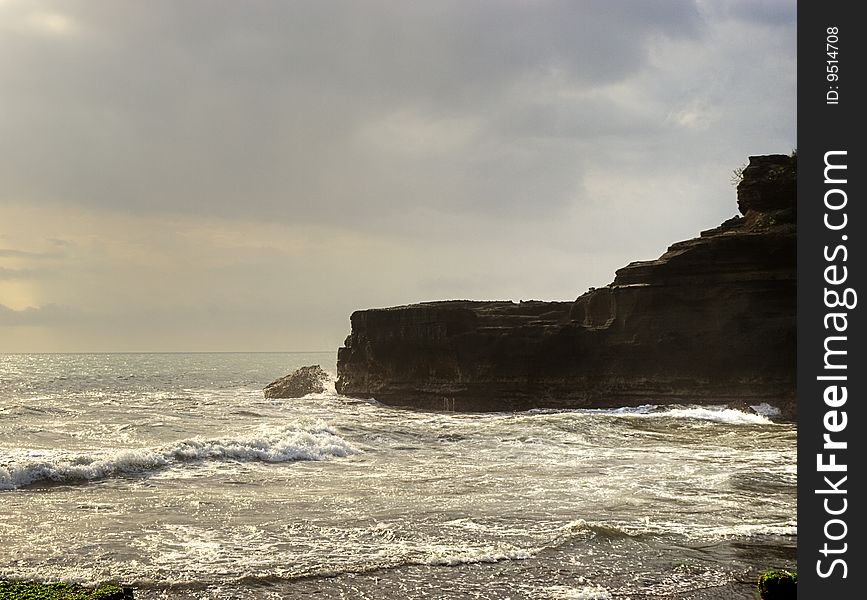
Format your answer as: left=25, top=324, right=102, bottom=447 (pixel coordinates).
left=0, top=0, right=796, bottom=352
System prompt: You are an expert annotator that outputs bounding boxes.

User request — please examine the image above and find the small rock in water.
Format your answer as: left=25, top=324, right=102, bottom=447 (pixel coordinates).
left=264, top=365, right=328, bottom=398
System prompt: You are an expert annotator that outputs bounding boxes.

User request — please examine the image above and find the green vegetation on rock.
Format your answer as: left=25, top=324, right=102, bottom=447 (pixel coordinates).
left=0, top=580, right=131, bottom=600
left=757, top=569, right=797, bottom=599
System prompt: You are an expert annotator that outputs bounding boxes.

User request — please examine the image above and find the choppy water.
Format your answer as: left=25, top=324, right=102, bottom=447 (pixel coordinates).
left=0, top=353, right=796, bottom=599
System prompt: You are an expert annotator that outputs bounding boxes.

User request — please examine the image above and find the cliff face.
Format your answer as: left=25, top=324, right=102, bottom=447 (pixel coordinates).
left=336, top=154, right=796, bottom=417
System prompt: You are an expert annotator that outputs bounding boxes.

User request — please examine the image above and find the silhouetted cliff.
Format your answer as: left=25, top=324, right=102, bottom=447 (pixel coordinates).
left=336, top=154, right=796, bottom=418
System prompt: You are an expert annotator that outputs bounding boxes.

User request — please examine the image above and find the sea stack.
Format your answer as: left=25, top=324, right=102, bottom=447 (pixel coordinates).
left=335, top=154, right=796, bottom=418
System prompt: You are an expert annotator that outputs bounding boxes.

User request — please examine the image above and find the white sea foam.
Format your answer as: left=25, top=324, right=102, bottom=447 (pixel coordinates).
left=0, top=421, right=357, bottom=491
left=420, top=545, right=532, bottom=566
left=580, top=404, right=776, bottom=424
left=591, top=404, right=658, bottom=415
left=576, top=404, right=771, bottom=424
left=654, top=406, right=774, bottom=425
left=579, top=518, right=798, bottom=541
left=543, top=584, right=613, bottom=600
left=700, top=522, right=798, bottom=539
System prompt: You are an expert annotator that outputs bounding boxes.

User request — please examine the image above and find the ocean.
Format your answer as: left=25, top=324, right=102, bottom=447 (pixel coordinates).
left=0, top=352, right=796, bottom=599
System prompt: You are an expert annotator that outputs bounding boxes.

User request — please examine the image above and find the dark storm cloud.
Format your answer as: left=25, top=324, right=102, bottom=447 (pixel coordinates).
left=0, top=0, right=703, bottom=225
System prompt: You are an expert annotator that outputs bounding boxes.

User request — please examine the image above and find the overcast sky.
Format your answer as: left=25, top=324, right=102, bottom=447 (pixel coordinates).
left=0, top=0, right=795, bottom=352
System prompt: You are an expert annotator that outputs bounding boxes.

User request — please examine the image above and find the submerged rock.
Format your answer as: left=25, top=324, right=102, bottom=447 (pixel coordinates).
left=336, top=154, right=796, bottom=418
left=264, top=365, right=329, bottom=398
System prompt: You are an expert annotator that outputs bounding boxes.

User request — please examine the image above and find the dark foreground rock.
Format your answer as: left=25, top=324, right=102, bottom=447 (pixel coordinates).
left=757, top=569, right=797, bottom=599
left=264, top=365, right=329, bottom=398
left=0, top=580, right=133, bottom=599
left=336, top=154, right=796, bottom=418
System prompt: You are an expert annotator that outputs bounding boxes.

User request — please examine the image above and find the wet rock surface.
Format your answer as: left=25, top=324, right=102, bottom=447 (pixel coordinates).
left=264, top=365, right=329, bottom=398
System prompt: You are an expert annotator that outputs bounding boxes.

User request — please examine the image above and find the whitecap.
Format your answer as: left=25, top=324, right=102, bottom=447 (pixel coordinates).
left=0, top=421, right=357, bottom=491
left=654, top=406, right=773, bottom=425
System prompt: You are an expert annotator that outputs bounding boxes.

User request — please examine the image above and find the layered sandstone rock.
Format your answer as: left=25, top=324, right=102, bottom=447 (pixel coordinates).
left=336, top=154, right=796, bottom=418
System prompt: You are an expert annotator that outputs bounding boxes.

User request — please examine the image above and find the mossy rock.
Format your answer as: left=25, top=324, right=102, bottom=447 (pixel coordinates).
left=757, top=569, right=796, bottom=599
left=0, top=580, right=132, bottom=600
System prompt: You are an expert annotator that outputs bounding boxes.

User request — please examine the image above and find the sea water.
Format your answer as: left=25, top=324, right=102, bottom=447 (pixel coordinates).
left=0, top=353, right=796, bottom=599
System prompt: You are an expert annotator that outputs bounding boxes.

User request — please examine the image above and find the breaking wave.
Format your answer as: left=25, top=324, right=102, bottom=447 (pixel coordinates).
left=419, top=545, right=532, bottom=566
left=0, top=421, right=357, bottom=491
left=574, top=404, right=777, bottom=425
left=651, top=406, right=775, bottom=425
left=529, top=403, right=781, bottom=425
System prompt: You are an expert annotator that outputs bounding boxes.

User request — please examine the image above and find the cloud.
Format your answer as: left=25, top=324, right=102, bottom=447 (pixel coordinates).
left=0, top=267, right=41, bottom=279
left=698, top=0, right=796, bottom=26
left=0, top=248, right=65, bottom=259
left=0, top=303, right=77, bottom=326
left=0, top=0, right=708, bottom=227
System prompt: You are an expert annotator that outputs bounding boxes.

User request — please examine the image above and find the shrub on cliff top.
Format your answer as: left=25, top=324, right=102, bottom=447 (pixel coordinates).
left=730, top=149, right=797, bottom=186
left=0, top=580, right=131, bottom=600
left=757, top=569, right=797, bottom=599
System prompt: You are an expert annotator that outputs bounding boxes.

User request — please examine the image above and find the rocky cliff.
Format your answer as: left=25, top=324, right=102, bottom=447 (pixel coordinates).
left=336, top=154, right=796, bottom=417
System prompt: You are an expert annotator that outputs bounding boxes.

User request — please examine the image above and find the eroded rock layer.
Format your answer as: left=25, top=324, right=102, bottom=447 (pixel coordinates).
left=336, top=155, right=796, bottom=417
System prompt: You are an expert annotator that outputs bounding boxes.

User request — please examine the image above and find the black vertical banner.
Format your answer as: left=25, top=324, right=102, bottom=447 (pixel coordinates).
left=797, top=1, right=866, bottom=597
